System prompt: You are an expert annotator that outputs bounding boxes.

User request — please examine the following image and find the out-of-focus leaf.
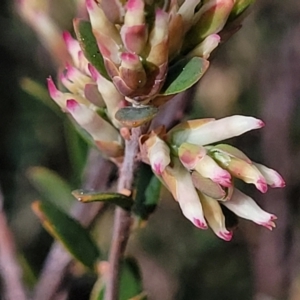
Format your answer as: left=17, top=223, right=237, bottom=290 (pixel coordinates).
left=27, top=167, right=74, bottom=212
left=133, top=164, right=161, bottom=220
left=32, top=201, right=101, bottom=270
left=144, top=175, right=161, bottom=206
left=160, top=57, right=209, bottom=96
left=19, top=255, right=37, bottom=288
left=115, top=106, right=159, bottom=128
left=20, top=77, right=61, bottom=116
left=73, top=19, right=109, bottom=80
left=91, top=259, right=144, bottom=300
left=64, top=119, right=89, bottom=181
left=72, top=189, right=134, bottom=210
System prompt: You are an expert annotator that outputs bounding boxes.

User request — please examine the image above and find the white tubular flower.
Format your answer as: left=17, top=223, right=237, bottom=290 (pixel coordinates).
left=222, top=188, right=277, bottom=230
left=168, top=115, right=264, bottom=147
left=199, top=192, right=232, bottom=241
left=162, top=159, right=207, bottom=229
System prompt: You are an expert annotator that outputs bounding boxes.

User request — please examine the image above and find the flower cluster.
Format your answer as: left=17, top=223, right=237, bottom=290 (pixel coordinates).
left=18, top=0, right=283, bottom=241
left=17, top=0, right=255, bottom=159
left=140, top=116, right=285, bottom=241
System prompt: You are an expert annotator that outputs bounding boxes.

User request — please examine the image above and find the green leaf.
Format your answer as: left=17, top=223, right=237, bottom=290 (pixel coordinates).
left=27, top=167, right=74, bottom=212
left=160, top=57, right=209, bottom=96
left=72, top=190, right=134, bottom=211
left=133, top=164, right=161, bottom=220
left=64, top=119, right=89, bottom=182
left=91, top=259, right=144, bottom=300
left=73, top=19, right=110, bottom=80
left=115, top=106, right=159, bottom=128
left=20, top=77, right=62, bottom=116
left=32, top=201, right=101, bottom=270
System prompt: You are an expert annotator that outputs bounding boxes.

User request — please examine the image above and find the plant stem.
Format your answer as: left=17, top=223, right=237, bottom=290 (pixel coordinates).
left=104, top=127, right=142, bottom=300
left=0, top=186, right=27, bottom=300
left=33, top=151, right=114, bottom=300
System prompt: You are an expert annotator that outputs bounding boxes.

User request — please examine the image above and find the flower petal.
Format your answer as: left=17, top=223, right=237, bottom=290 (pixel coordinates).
left=162, top=159, right=207, bottom=229
left=253, top=163, right=285, bottom=188
left=199, top=192, right=232, bottom=241
left=222, top=188, right=277, bottom=230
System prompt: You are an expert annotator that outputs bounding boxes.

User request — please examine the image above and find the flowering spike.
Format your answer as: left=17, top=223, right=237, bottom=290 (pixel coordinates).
left=222, top=188, right=277, bottom=229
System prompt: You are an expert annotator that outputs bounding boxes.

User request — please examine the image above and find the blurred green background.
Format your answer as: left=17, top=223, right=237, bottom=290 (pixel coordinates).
left=0, top=1, right=299, bottom=299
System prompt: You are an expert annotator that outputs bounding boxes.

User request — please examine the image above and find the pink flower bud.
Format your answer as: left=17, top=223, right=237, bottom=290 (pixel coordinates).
left=178, top=142, right=207, bottom=170
left=124, top=0, right=145, bottom=26
left=66, top=99, right=123, bottom=157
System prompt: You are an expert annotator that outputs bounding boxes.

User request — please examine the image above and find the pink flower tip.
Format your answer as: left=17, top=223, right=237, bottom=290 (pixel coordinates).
left=211, top=34, right=221, bottom=43
left=271, top=179, right=286, bottom=188
left=214, top=172, right=232, bottom=187
left=88, top=64, right=98, bottom=81
left=218, top=230, right=233, bottom=242
left=256, top=178, right=268, bottom=193
left=62, top=31, right=72, bottom=43
left=66, top=99, right=79, bottom=112
left=47, top=77, right=59, bottom=97
left=259, top=216, right=277, bottom=230
left=121, top=52, right=139, bottom=63
left=153, top=163, right=163, bottom=176
left=126, top=0, right=143, bottom=11
left=193, top=218, right=208, bottom=230
left=258, top=120, right=265, bottom=128
left=86, top=0, right=95, bottom=11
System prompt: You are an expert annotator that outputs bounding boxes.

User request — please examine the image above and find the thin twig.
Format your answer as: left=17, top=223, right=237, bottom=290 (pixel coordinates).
left=33, top=150, right=114, bottom=300
left=0, top=186, right=28, bottom=300
left=104, top=127, right=142, bottom=300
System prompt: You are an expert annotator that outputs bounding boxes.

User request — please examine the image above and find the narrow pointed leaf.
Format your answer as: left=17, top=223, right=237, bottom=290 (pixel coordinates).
left=74, top=19, right=110, bottom=80
left=115, top=106, right=159, bottom=127
left=27, top=167, right=74, bottom=212
left=32, top=201, right=101, bottom=270
left=160, top=57, right=209, bottom=96
left=72, top=190, right=134, bottom=210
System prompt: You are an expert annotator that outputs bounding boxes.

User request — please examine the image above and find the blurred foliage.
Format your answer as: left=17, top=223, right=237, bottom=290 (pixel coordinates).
left=0, top=0, right=298, bottom=299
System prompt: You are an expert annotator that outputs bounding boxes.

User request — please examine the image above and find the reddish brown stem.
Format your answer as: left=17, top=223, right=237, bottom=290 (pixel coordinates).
left=104, top=127, right=142, bottom=300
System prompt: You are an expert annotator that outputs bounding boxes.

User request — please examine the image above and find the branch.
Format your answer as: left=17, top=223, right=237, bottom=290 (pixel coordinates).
left=33, top=150, right=114, bottom=300
left=0, top=186, right=28, bottom=300
left=104, top=127, right=142, bottom=300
